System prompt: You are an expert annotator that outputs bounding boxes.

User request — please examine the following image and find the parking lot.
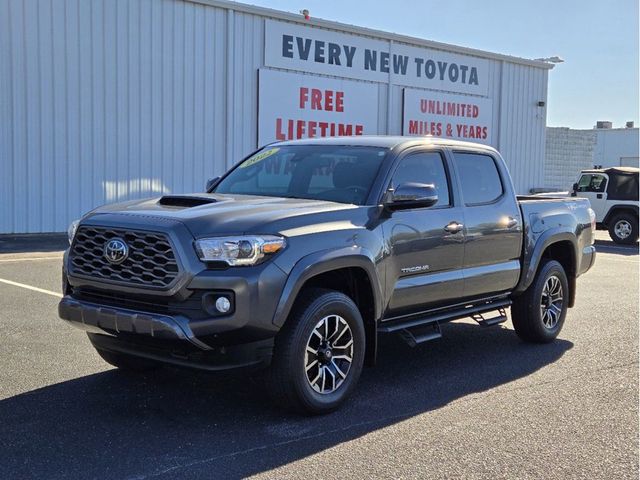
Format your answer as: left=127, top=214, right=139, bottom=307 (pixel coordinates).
left=0, top=232, right=637, bottom=479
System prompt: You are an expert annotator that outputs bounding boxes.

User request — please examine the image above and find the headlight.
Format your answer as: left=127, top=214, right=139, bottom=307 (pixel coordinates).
left=67, top=220, right=80, bottom=245
left=194, top=235, right=286, bottom=266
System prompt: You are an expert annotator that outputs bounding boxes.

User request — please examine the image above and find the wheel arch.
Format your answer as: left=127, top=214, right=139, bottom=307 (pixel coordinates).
left=515, top=231, right=578, bottom=307
left=272, top=249, right=383, bottom=365
left=602, top=205, right=639, bottom=226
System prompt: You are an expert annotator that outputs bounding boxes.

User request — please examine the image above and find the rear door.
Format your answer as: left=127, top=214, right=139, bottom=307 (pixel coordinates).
left=450, top=150, right=523, bottom=299
left=576, top=173, right=609, bottom=221
left=383, top=148, right=465, bottom=317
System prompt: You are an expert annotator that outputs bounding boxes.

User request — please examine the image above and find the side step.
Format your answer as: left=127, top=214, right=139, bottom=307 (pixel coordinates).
left=472, top=307, right=508, bottom=327
left=398, top=323, right=442, bottom=347
left=378, top=299, right=511, bottom=347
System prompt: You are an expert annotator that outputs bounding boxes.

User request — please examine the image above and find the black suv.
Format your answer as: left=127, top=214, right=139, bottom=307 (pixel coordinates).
left=60, top=137, right=596, bottom=413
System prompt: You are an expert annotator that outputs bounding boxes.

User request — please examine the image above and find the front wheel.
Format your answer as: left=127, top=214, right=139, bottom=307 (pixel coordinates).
left=608, top=213, right=639, bottom=244
left=267, top=288, right=365, bottom=415
left=511, top=260, right=569, bottom=343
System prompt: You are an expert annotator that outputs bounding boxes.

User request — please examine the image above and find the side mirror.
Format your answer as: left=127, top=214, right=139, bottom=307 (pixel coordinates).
left=206, top=176, right=221, bottom=192
left=385, top=183, right=439, bottom=210
left=571, top=182, right=579, bottom=197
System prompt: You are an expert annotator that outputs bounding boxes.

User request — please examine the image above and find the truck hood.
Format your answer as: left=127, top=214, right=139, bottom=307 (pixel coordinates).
left=85, top=193, right=367, bottom=238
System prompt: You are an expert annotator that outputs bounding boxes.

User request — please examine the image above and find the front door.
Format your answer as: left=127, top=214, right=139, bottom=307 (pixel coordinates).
left=383, top=149, right=465, bottom=318
left=576, top=173, right=609, bottom=221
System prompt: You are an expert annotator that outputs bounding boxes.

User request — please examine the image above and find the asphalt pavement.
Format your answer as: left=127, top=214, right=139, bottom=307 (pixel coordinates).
left=0, top=231, right=637, bottom=479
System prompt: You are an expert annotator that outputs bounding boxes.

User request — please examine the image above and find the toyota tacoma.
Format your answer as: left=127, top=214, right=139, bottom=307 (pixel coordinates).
left=59, top=137, right=596, bottom=414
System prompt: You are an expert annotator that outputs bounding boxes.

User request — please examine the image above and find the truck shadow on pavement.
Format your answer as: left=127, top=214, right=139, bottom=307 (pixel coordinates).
left=0, top=322, right=572, bottom=479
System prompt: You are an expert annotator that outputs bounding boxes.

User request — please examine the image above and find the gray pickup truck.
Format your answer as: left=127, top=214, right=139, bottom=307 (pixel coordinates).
left=59, top=137, right=596, bottom=414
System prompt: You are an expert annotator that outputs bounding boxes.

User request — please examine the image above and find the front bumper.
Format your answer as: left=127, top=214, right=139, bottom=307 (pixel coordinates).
left=59, top=296, right=275, bottom=371
left=58, top=296, right=211, bottom=349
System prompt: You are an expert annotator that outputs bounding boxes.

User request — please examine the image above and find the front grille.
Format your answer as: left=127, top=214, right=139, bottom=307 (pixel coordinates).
left=71, top=286, right=208, bottom=319
left=70, top=226, right=179, bottom=288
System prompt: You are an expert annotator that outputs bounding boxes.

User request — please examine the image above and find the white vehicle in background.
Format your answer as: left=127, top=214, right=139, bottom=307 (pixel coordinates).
left=572, top=167, right=639, bottom=244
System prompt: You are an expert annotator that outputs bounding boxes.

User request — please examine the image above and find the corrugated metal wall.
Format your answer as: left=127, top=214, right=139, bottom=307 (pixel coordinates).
left=0, top=0, right=549, bottom=234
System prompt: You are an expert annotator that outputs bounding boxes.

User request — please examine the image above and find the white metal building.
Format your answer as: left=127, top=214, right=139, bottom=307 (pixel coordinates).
left=0, top=0, right=553, bottom=234
left=593, top=126, right=639, bottom=168
left=545, top=124, right=639, bottom=191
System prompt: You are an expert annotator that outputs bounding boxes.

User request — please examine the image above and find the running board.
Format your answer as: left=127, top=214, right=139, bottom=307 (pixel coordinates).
left=378, top=299, right=512, bottom=334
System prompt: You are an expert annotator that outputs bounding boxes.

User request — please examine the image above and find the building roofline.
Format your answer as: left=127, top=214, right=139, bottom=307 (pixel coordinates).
left=548, top=126, right=639, bottom=132
left=186, top=0, right=555, bottom=70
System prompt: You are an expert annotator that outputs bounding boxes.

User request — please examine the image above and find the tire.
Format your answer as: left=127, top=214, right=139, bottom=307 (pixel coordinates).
left=511, top=259, right=569, bottom=343
left=608, top=212, right=639, bottom=244
left=267, top=288, right=366, bottom=415
left=94, top=347, right=161, bottom=372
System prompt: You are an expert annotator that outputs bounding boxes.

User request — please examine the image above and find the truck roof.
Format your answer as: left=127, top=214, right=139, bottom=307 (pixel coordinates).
left=271, top=135, right=499, bottom=153
left=581, top=167, right=639, bottom=175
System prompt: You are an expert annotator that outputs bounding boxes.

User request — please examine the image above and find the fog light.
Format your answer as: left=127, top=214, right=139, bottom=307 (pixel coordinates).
left=215, top=296, right=231, bottom=313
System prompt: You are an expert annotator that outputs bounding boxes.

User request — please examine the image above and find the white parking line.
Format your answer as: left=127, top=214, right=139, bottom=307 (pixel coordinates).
left=0, top=277, right=62, bottom=298
left=0, top=256, right=62, bottom=263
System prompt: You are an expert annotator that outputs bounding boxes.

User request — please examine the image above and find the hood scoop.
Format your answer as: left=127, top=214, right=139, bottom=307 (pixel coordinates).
left=158, top=195, right=218, bottom=208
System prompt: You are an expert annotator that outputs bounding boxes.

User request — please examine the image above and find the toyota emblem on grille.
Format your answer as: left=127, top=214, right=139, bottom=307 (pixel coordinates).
left=103, top=238, right=129, bottom=265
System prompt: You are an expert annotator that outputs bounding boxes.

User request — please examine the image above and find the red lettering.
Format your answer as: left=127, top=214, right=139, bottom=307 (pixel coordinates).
left=311, top=89, right=322, bottom=110
left=275, top=119, right=365, bottom=139
left=296, top=120, right=306, bottom=138
left=337, top=124, right=353, bottom=136
left=275, top=118, right=286, bottom=140
left=299, top=88, right=308, bottom=109
left=335, top=92, right=344, bottom=112
left=324, top=90, right=333, bottom=111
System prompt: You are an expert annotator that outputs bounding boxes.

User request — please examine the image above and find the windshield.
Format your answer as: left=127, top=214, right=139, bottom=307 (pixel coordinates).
left=213, top=145, right=388, bottom=205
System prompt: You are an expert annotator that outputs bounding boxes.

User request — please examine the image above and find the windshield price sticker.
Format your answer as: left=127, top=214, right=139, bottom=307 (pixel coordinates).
left=241, top=148, right=280, bottom=168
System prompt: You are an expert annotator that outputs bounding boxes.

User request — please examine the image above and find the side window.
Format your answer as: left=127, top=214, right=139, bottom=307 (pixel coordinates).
left=577, top=174, right=607, bottom=193
left=452, top=152, right=503, bottom=205
left=392, top=152, right=450, bottom=206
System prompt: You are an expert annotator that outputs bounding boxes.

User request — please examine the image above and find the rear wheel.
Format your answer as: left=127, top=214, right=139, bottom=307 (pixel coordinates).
left=608, top=212, right=638, bottom=244
left=267, top=288, right=365, bottom=415
left=511, top=260, right=569, bottom=343
left=93, top=346, right=160, bottom=372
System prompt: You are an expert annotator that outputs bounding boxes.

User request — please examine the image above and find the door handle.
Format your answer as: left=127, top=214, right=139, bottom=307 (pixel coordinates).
left=596, top=194, right=603, bottom=199
left=506, top=216, right=519, bottom=228
left=444, top=222, right=463, bottom=234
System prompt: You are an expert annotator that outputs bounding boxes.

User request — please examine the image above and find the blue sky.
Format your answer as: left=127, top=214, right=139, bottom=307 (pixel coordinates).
left=244, top=0, right=639, bottom=129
